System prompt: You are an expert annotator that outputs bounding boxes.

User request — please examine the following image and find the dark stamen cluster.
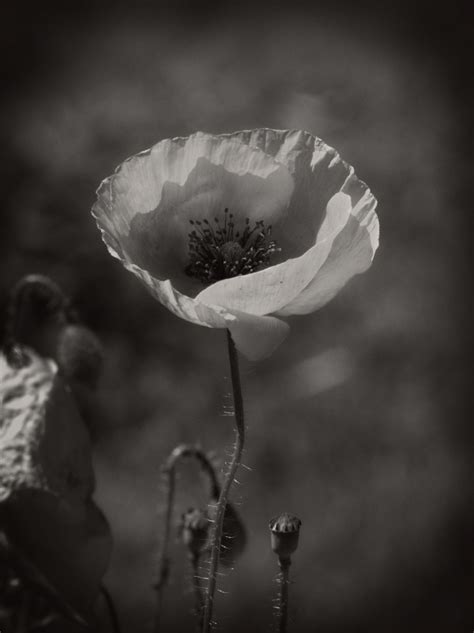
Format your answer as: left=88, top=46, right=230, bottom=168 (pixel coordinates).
left=185, top=209, right=279, bottom=284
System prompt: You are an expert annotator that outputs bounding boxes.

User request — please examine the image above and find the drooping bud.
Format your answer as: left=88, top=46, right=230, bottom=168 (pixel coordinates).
left=269, top=513, right=302, bottom=562
left=180, top=508, right=209, bottom=559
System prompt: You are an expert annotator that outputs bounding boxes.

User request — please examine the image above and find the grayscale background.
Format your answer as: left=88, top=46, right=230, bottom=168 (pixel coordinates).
left=1, top=1, right=471, bottom=631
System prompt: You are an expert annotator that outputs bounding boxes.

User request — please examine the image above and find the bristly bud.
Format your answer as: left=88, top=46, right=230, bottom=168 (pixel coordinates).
left=269, top=513, right=302, bottom=562
left=180, top=508, right=210, bottom=559
left=217, top=501, right=247, bottom=567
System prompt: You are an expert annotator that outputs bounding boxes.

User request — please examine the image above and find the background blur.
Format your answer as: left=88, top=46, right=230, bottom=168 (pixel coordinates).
left=1, top=1, right=472, bottom=631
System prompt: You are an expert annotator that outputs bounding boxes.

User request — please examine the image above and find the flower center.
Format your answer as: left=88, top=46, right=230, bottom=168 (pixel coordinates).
left=185, top=208, right=279, bottom=284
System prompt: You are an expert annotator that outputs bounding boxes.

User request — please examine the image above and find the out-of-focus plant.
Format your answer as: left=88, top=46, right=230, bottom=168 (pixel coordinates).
left=0, top=275, right=112, bottom=629
left=4, top=274, right=104, bottom=436
left=92, top=128, right=379, bottom=630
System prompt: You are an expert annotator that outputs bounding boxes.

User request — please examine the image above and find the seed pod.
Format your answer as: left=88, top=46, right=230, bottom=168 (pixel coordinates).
left=269, top=513, right=302, bottom=562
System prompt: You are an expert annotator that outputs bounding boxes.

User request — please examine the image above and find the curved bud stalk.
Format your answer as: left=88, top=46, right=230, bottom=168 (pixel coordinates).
left=180, top=508, right=209, bottom=632
left=154, top=437, right=247, bottom=632
left=154, top=444, right=223, bottom=631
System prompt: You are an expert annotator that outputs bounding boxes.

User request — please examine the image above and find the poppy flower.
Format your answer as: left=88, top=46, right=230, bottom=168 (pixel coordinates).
left=92, top=129, right=379, bottom=360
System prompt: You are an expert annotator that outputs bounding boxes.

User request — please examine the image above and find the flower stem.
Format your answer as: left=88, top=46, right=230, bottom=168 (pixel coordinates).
left=278, top=558, right=291, bottom=633
left=153, top=461, right=176, bottom=633
left=202, top=330, right=245, bottom=632
left=190, top=554, right=204, bottom=633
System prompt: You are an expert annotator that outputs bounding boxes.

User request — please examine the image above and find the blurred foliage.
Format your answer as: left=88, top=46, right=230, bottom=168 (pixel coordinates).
left=0, top=277, right=112, bottom=629
left=0, top=2, right=471, bottom=632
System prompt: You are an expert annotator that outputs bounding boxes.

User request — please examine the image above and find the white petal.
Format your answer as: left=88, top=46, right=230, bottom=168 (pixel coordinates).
left=276, top=188, right=379, bottom=316
left=115, top=262, right=288, bottom=360
left=223, top=129, right=355, bottom=259
left=92, top=133, right=294, bottom=295
left=195, top=192, right=353, bottom=316
left=123, top=263, right=229, bottom=327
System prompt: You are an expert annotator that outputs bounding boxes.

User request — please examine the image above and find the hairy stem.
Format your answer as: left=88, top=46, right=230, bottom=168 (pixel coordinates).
left=278, top=558, right=291, bottom=633
left=202, top=330, right=245, bottom=632
left=190, top=554, right=204, bottom=633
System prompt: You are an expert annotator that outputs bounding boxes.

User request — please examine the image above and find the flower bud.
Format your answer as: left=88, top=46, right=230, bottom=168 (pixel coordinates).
left=57, top=324, right=103, bottom=389
left=4, top=274, right=70, bottom=362
left=206, top=497, right=247, bottom=567
left=180, top=508, right=209, bottom=559
left=269, top=513, right=302, bottom=561
left=219, top=501, right=247, bottom=567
